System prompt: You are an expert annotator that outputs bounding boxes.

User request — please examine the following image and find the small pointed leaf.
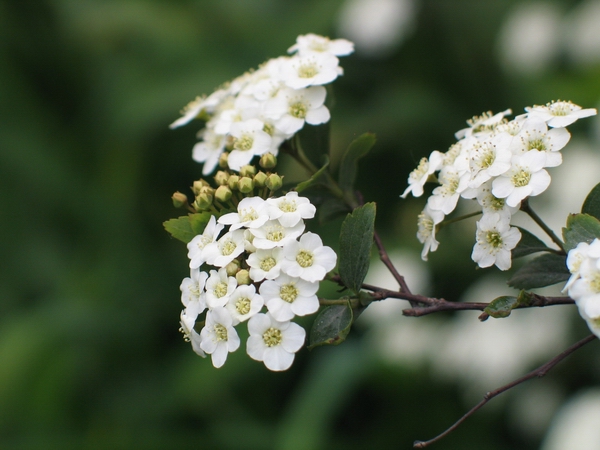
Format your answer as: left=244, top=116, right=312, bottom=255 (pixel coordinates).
left=338, top=133, right=376, bottom=193
left=308, top=302, right=353, bottom=349
left=507, top=253, right=569, bottom=289
left=484, top=296, right=518, bottom=318
left=295, top=156, right=330, bottom=193
left=512, top=227, right=550, bottom=259
left=164, top=212, right=212, bottom=244
left=339, top=203, right=376, bottom=294
left=563, top=213, right=600, bottom=252
left=582, top=182, right=600, bottom=220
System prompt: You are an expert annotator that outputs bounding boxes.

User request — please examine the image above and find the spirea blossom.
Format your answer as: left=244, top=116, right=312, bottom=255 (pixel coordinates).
left=401, top=101, right=597, bottom=269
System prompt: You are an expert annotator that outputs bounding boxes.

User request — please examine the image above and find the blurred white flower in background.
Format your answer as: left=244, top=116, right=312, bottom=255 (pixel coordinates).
left=336, top=0, right=418, bottom=57
left=496, top=1, right=562, bottom=76
left=563, top=0, right=600, bottom=67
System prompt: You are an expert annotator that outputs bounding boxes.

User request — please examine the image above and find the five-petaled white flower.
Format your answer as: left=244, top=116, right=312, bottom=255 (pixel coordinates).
left=200, top=307, right=240, bottom=368
left=280, top=232, right=337, bottom=282
left=471, top=213, right=521, bottom=271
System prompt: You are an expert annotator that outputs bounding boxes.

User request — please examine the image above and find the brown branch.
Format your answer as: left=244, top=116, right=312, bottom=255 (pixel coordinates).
left=373, top=230, right=412, bottom=294
left=413, top=333, right=597, bottom=448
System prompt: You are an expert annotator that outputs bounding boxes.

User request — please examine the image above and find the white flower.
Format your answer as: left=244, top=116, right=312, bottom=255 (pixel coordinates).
left=288, top=33, right=355, bottom=57
left=427, top=166, right=467, bottom=215
left=187, top=216, right=224, bottom=269
left=225, top=284, right=264, bottom=325
left=200, top=307, right=240, bottom=368
left=455, top=109, right=512, bottom=139
left=246, top=313, right=306, bottom=371
left=179, top=269, right=208, bottom=316
left=192, top=128, right=227, bottom=175
left=266, top=191, right=316, bottom=227
left=563, top=241, right=592, bottom=293
left=259, top=273, right=320, bottom=321
left=509, top=117, right=570, bottom=167
left=203, top=229, right=246, bottom=268
left=417, top=205, right=444, bottom=261
left=524, top=100, right=597, bottom=128
left=471, top=213, right=521, bottom=270
left=265, top=86, right=330, bottom=135
left=218, top=196, right=269, bottom=231
left=491, top=150, right=551, bottom=207
left=205, top=268, right=238, bottom=309
left=400, top=150, right=443, bottom=198
left=466, top=135, right=513, bottom=189
left=250, top=220, right=305, bottom=249
left=280, top=52, right=342, bottom=89
left=475, top=182, right=519, bottom=223
left=179, top=310, right=205, bottom=357
left=169, top=89, right=229, bottom=129
left=280, top=232, right=337, bottom=282
left=228, top=119, right=272, bottom=171
left=247, top=247, right=284, bottom=282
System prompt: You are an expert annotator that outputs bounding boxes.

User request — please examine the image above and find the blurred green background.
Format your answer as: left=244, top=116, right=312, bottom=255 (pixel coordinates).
left=2, top=0, right=600, bottom=448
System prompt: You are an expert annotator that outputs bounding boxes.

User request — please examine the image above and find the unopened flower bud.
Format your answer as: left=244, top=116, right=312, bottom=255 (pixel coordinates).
left=193, top=192, right=213, bottom=210
left=238, top=176, right=254, bottom=194
left=265, top=173, right=283, bottom=191
left=228, top=175, right=240, bottom=190
left=225, top=260, right=240, bottom=277
left=219, top=152, right=229, bottom=169
left=236, top=269, right=251, bottom=285
left=192, top=179, right=209, bottom=196
left=215, top=185, right=232, bottom=203
left=260, top=153, right=277, bottom=169
left=171, top=191, right=188, bottom=208
left=240, top=165, right=256, bottom=177
left=199, top=185, right=215, bottom=197
left=214, top=170, right=229, bottom=186
left=253, top=171, right=267, bottom=187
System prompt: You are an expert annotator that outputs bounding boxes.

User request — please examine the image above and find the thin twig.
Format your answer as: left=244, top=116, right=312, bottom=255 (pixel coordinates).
left=413, top=333, right=597, bottom=448
left=373, top=230, right=412, bottom=294
left=520, top=199, right=566, bottom=253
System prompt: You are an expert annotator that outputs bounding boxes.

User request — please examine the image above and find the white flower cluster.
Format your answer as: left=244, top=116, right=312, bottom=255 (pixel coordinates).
left=179, top=192, right=337, bottom=371
left=170, top=34, right=354, bottom=174
left=565, top=239, right=600, bottom=338
left=402, top=100, right=597, bottom=270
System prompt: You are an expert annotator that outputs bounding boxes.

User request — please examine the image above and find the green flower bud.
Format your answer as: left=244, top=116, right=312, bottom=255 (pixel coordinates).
left=219, top=152, right=229, bottom=169
left=225, top=260, right=240, bottom=277
left=227, top=175, right=240, bottom=191
left=235, top=269, right=251, bottom=285
left=193, top=192, right=213, bottom=211
left=171, top=191, right=188, bottom=208
left=192, top=179, right=209, bottom=196
left=259, top=153, right=277, bottom=169
left=238, top=176, right=254, bottom=194
left=265, top=173, right=283, bottom=192
left=199, top=185, right=215, bottom=197
left=214, top=170, right=229, bottom=186
left=239, top=165, right=257, bottom=177
left=253, top=171, right=267, bottom=187
left=215, top=185, right=232, bottom=203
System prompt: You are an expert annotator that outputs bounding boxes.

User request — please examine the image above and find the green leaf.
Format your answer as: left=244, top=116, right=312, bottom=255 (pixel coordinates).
left=318, top=197, right=350, bottom=224
left=338, top=203, right=376, bottom=294
left=338, top=133, right=376, bottom=193
left=507, top=253, right=569, bottom=290
left=562, top=213, right=600, bottom=252
left=163, top=212, right=212, bottom=244
left=484, top=296, right=518, bottom=318
left=295, top=156, right=330, bottom=193
left=296, top=122, right=330, bottom=169
left=512, top=227, right=550, bottom=259
left=308, top=302, right=353, bottom=349
left=582, top=182, right=600, bottom=220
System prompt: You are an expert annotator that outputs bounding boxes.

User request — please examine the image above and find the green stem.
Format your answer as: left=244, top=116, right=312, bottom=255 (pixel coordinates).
left=319, top=298, right=359, bottom=308
left=520, top=199, right=565, bottom=252
left=438, top=210, right=482, bottom=230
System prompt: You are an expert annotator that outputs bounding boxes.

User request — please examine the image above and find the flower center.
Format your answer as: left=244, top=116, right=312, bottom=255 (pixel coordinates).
left=234, top=134, right=254, bottom=151
left=410, top=157, right=429, bottom=181
left=280, top=284, right=299, bottom=303
left=235, top=297, right=251, bottom=315
left=589, top=272, right=600, bottom=293
left=241, top=208, right=258, bottom=223
left=266, top=225, right=285, bottom=242
left=263, top=123, right=275, bottom=136
left=214, top=324, right=228, bottom=341
left=417, top=212, right=434, bottom=241
left=549, top=101, right=572, bottom=116
left=289, top=101, right=307, bottom=119
left=189, top=283, right=201, bottom=297
left=486, top=231, right=503, bottom=248
left=196, top=235, right=211, bottom=250
left=260, top=256, right=276, bottom=272
left=527, top=138, right=546, bottom=151
left=296, top=250, right=314, bottom=268
left=214, top=282, right=228, bottom=298
left=489, top=196, right=505, bottom=211
left=279, top=200, right=297, bottom=213
left=511, top=169, right=531, bottom=187
left=298, top=63, right=318, bottom=79
left=263, top=327, right=282, bottom=347
left=221, top=240, right=236, bottom=256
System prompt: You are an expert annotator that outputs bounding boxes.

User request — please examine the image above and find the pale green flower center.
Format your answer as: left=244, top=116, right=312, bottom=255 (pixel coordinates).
left=296, top=250, right=314, bottom=268
left=234, top=135, right=254, bottom=151
left=214, top=324, right=228, bottom=341
left=279, top=200, right=297, bottom=213
left=280, top=284, right=299, bottom=303
left=479, top=148, right=495, bottom=169
left=410, top=157, right=429, bottom=181
left=263, top=123, right=274, bottom=136
left=221, top=240, right=236, bottom=256
left=260, top=256, right=276, bottom=272
left=589, top=273, right=600, bottom=293
left=417, top=212, right=434, bottom=240
left=266, top=225, right=285, bottom=242
left=241, top=208, right=258, bottom=223
left=263, top=327, right=282, bottom=347
left=215, top=282, right=228, bottom=298
left=289, top=102, right=307, bottom=119
left=549, top=101, right=572, bottom=116
left=486, top=231, right=503, bottom=248
left=189, top=283, right=201, bottom=297
left=512, top=169, right=531, bottom=187
left=235, top=297, right=251, bottom=315
left=298, top=63, right=318, bottom=79
left=490, top=196, right=505, bottom=211
left=527, top=138, right=546, bottom=151
left=196, top=235, right=211, bottom=250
